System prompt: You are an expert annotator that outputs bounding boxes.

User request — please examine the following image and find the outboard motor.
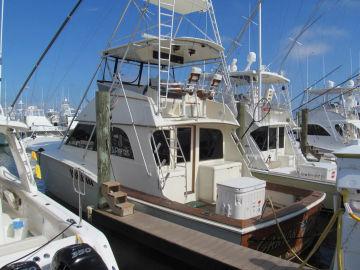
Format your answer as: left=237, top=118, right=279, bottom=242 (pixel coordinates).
left=51, top=243, right=107, bottom=270
left=1, top=261, right=41, bottom=270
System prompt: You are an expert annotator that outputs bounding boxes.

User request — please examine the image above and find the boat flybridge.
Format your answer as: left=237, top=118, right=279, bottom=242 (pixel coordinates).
left=0, top=118, right=118, bottom=269
left=230, top=53, right=337, bottom=209
left=35, top=0, right=325, bottom=257
left=305, top=80, right=360, bottom=155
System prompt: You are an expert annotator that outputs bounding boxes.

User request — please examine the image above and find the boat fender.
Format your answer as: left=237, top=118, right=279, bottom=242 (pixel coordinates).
left=50, top=243, right=107, bottom=270
left=0, top=261, right=41, bottom=270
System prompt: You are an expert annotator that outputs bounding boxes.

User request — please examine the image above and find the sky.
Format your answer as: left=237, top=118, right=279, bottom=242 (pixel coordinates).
left=2, top=0, right=360, bottom=111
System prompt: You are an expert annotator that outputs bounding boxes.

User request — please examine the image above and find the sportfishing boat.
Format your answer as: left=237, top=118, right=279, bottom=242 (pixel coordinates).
left=0, top=118, right=118, bottom=269
left=46, top=108, right=60, bottom=127
left=305, top=80, right=360, bottom=156
left=230, top=59, right=337, bottom=209
left=35, top=0, right=325, bottom=258
left=19, top=106, right=65, bottom=149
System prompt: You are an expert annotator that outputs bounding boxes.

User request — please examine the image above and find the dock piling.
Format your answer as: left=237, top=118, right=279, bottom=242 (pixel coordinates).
left=96, top=89, right=111, bottom=208
left=300, top=108, right=309, bottom=156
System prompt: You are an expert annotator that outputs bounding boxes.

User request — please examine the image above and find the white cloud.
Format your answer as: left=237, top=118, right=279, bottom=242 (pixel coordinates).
left=291, top=42, right=331, bottom=58
left=286, top=25, right=347, bottom=59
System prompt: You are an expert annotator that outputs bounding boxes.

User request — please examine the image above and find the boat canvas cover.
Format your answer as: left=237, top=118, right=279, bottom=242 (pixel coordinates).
left=103, top=37, right=223, bottom=65
left=147, top=0, right=209, bottom=15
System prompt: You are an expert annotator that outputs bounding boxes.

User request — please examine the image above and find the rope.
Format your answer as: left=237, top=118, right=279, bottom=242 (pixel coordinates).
left=336, top=209, right=344, bottom=270
left=299, top=209, right=342, bottom=269
left=267, top=197, right=318, bottom=269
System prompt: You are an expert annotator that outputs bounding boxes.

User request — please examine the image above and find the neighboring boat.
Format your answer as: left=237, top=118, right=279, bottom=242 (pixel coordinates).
left=59, top=98, right=78, bottom=130
left=231, top=62, right=337, bottom=209
left=19, top=106, right=65, bottom=149
left=0, top=118, right=118, bottom=269
left=46, top=108, right=60, bottom=127
left=304, top=80, right=360, bottom=156
left=34, top=0, right=325, bottom=258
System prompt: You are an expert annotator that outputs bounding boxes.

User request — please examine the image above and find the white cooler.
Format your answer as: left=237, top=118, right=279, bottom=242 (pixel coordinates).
left=216, top=177, right=266, bottom=220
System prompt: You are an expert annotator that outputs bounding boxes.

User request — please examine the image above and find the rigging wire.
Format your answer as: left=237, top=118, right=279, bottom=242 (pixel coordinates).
left=45, top=1, right=116, bottom=103
left=9, top=0, right=83, bottom=115
left=240, top=97, right=271, bottom=139
left=309, top=82, right=360, bottom=112
left=225, top=0, right=261, bottom=65
left=290, top=64, right=342, bottom=103
left=292, top=70, right=360, bottom=113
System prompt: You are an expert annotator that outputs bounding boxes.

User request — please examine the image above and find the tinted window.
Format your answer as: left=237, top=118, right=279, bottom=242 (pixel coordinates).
left=199, top=129, right=223, bottom=161
left=251, top=126, right=268, bottom=151
left=111, top=127, right=134, bottom=159
left=307, top=124, right=330, bottom=136
left=335, top=124, right=343, bottom=136
left=279, top=127, right=285, bottom=148
left=177, top=128, right=191, bottom=162
left=269, top=127, right=277, bottom=149
left=66, top=124, right=96, bottom=150
left=152, top=130, right=170, bottom=165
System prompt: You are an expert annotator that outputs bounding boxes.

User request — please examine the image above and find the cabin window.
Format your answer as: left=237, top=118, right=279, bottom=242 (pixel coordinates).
left=152, top=130, right=170, bottom=166
left=307, top=124, right=330, bottom=136
left=199, top=129, right=223, bottom=161
left=335, top=124, right=343, bottom=136
left=279, top=127, right=285, bottom=148
left=268, top=127, right=277, bottom=150
left=177, top=128, right=191, bottom=162
left=251, top=126, right=268, bottom=151
left=66, top=123, right=96, bottom=150
left=111, top=127, right=134, bottom=159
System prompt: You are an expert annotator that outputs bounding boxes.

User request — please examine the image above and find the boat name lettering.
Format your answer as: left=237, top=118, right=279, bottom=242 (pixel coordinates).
left=69, top=168, right=94, bottom=186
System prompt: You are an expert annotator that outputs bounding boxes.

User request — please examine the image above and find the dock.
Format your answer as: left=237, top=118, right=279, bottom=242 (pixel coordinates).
left=91, top=209, right=304, bottom=270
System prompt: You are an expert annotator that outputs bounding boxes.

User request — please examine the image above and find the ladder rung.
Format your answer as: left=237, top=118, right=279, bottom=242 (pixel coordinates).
left=160, top=23, right=172, bottom=28
left=160, top=34, right=171, bottom=39
left=160, top=12, right=173, bottom=17
left=160, top=46, right=171, bottom=50
left=160, top=2, right=175, bottom=7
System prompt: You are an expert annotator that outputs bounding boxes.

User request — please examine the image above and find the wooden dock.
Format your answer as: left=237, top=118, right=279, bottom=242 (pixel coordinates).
left=91, top=209, right=305, bottom=270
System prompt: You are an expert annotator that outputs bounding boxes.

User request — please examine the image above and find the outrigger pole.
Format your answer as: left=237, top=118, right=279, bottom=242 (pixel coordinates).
left=9, top=0, right=82, bottom=115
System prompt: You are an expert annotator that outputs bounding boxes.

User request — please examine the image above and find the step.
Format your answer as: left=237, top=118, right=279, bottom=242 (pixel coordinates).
left=113, top=202, right=134, bottom=217
left=108, top=191, right=127, bottom=205
left=102, top=181, right=121, bottom=196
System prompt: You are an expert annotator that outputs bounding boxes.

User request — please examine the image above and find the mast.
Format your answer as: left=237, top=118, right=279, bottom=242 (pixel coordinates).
left=0, top=0, right=4, bottom=114
left=258, top=1, right=262, bottom=103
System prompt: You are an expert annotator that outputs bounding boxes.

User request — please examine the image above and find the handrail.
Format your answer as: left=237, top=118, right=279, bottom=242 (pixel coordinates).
left=284, top=124, right=304, bottom=167
left=114, top=73, right=151, bottom=177
left=151, top=134, right=167, bottom=189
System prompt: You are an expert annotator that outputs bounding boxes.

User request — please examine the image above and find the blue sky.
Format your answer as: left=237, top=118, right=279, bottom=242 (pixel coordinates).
left=2, top=0, right=360, bottom=110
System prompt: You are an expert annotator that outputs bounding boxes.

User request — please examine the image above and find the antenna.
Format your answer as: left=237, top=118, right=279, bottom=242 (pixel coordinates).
left=350, top=48, right=353, bottom=76
left=322, top=56, right=326, bottom=87
left=0, top=0, right=4, bottom=114
left=258, top=1, right=262, bottom=99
